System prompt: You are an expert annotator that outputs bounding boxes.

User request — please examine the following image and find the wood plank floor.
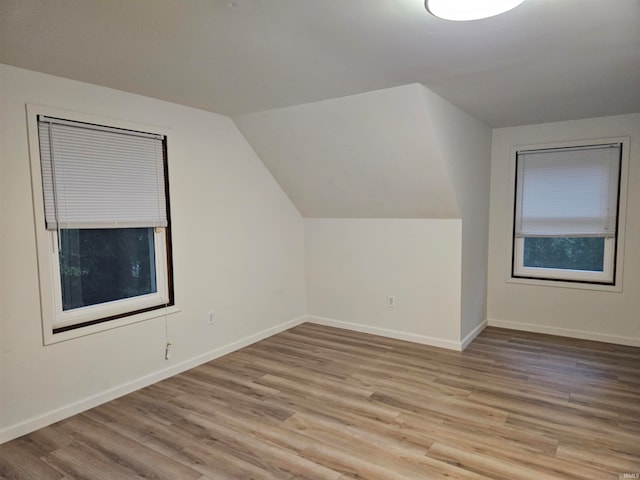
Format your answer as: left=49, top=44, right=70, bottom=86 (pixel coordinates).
left=1, top=324, right=639, bottom=479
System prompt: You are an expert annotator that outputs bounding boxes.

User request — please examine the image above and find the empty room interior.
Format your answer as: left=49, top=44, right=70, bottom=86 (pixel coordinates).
left=0, top=0, right=639, bottom=478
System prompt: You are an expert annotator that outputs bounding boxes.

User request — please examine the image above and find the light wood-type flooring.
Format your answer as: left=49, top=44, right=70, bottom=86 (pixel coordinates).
left=1, top=323, right=639, bottom=479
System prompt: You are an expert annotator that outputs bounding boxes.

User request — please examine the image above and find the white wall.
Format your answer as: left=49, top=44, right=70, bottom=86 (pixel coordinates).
left=487, top=114, right=640, bottom=345
left=305, top=219, right=463, bottom=350
left=233, top=84, right=459, bottom=219
left=0, top=64, right=306, bottom=442
left=236, top=83, right=492, bottom=349
left=418, top=85, right=492, bottom=340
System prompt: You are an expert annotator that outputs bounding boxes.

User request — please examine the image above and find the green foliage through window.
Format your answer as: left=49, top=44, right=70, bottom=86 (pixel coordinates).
left=59, top=228, right=157, bottom=311
left=523, top=237, right=605, bottom=272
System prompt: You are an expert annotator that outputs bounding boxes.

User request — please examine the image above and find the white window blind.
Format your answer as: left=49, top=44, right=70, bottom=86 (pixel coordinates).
left=38, top=116, right=167, bottom=230
left=515, top=144, right=621, bottom=238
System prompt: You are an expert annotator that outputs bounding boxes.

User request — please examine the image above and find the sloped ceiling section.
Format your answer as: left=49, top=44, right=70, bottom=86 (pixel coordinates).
left=233, top=84, right=459, bottom=218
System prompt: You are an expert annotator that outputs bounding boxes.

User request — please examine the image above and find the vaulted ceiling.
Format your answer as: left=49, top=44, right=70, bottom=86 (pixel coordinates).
left=234, top=84, right=462, bottom=218
left=1, top=0, right=639, bottom=127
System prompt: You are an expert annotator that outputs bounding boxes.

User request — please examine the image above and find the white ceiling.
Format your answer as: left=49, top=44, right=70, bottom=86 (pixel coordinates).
left=1, top=0, right=639, bottom=127
left=234, top=84, right=462, bottom=218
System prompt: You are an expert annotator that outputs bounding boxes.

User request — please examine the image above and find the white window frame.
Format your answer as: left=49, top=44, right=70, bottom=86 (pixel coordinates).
left=49, top=228, right=171, bottom=331
left=27, top=105, right=178, bottom=344
left=508, top=137, right=629, bottom=292
left=512, top=236, right=616, bottom=283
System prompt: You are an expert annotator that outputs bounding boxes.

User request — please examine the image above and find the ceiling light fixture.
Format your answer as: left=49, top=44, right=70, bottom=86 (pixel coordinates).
left=425, top=0, right=525, bottom=21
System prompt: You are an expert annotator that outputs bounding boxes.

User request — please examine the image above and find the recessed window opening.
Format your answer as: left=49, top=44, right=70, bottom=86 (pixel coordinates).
left=512, top=143, right=622, bottom=285
left=36, top=115, right=174, bottom=334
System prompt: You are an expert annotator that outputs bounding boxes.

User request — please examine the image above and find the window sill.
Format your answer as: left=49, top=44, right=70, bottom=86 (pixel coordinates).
left=43, top=305, right=180, bottom=345
left=507, top=275, right=623, bottom=293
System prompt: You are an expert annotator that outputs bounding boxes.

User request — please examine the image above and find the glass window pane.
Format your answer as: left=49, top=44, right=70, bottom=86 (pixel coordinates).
left=59, top=228, right=157, bottom=310
left=523, top=237, right=605, bottom=272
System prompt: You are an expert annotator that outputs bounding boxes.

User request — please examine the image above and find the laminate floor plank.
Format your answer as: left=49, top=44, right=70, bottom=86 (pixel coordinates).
left=426, top=441, right=606, bottom=480
left=0, top=442, right=66, bottom=480
left=1, top=324, right=639, bottom=479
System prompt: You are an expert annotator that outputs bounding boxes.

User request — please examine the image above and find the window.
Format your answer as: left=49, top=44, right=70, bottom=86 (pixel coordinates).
left=29, top=108, right=174, bottom=341
left=512, top=142, right=622, bottom=285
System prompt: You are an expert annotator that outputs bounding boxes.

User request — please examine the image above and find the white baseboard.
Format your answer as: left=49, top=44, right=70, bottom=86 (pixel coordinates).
left=305, top=315, right=463, bottom=351
left=487, top=318, right=640, bottom=347
left=0, top=315, right=306, bottom=445
left=461, top=320, right=487, bottom=350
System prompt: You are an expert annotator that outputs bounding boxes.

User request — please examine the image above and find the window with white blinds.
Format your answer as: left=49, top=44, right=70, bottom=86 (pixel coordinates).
left=515, top=144, right=621, bottom=239
left=511, top=141, right=624, bottom=286
left=28, top=107, right=175, bottom=343
left=38, top=116, right=167, bottom=230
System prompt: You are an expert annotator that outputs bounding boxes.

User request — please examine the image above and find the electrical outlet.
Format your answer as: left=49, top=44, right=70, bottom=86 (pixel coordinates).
left=387, top=295, right=396, bottom=308
left=207, top=310, right=215, bottom=326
